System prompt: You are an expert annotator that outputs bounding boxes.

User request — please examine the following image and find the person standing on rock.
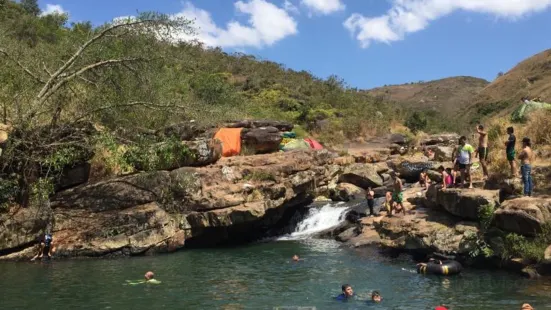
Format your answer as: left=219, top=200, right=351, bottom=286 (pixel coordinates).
left=518, top=137, right=534, bottom=197
left=390, top=172, right=405, bottom=216
left=475, top=125, right=489, bottom=180
left=366, top=187, right=375, bottom=216
left=453, top=136, right=474, bottom=189
left=505, top=126, right=518, bottom=177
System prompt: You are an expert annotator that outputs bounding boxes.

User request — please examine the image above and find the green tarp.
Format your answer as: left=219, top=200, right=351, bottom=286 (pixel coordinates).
left=511, top=101, right=551, bottom=122
left=281, top=139, right=310, bottom=152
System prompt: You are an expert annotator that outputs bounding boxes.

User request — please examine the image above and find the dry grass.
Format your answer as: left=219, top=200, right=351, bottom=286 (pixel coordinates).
left=485, top=110, right=551, bottom=179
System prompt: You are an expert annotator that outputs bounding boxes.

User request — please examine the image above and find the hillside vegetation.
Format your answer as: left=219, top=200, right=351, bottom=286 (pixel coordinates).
left=366, top=76, right=489, bottom=132
left=463, top=49, right=551, bottom=125
left=0, top=0, right=399, bottom=208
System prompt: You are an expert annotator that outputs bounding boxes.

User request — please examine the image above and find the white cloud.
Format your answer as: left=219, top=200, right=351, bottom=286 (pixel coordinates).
left=176, top=0, right=297, bottom=49
left=345, top=0, right=551, bottom=48
left=40, top=4, right=67, bottom=16
left=284, top=0, right=300, bottom=15
left=301, top=0, right=345, bottom=15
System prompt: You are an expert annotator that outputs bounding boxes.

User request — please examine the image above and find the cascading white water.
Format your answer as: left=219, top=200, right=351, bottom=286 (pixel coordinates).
left=278, top=203, right=349, bottom=240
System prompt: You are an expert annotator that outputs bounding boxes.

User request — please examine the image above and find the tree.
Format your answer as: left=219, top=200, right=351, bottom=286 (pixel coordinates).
left=405, top=111, right=427, bottom=134
left=20, top=0, right=40, bottom=16
left=0, top=12, right=195, bottom=203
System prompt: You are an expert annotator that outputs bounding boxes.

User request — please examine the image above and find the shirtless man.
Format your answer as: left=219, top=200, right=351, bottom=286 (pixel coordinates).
left=475, top=125, right=489, bottom=179
left=518, top=137, right=534, bottom=197
left=390, top=172, right=406, bottom=216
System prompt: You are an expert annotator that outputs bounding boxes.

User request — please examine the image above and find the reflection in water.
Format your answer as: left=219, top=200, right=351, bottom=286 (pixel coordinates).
left=1, top=239, right=550, bottom=310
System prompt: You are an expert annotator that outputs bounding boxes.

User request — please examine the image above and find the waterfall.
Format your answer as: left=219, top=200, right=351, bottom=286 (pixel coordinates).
left=278, top=203, right=349, bottom=240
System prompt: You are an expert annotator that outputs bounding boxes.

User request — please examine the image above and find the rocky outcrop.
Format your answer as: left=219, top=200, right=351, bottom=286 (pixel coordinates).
left=330, top=183, right=365, bottom=202
left=387, top=155, right=434, bottom=181
left=428, top=187, right=499, bottom=220
left=0, top=150, right=337, bottom=260
left=226, top=120, right=293, bottom=132
left=431, top=146, right=454, bottom=162
left=242, top=127, right=282, bottom=154
left=373, top=209, right=479, bottom=254
left=338, top=163, right=383, bottom=189
left=421, top=133, right=460, bottom=146
left=494, top=197, right=551, bottom=236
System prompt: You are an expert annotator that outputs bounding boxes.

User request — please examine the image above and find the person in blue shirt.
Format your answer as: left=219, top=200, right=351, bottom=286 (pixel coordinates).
left=335, top=284, right=354, bottom=301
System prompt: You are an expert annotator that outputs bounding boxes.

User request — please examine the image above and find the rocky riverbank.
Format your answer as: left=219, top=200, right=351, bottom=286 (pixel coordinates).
left=2, top=129, right=551, bottom=280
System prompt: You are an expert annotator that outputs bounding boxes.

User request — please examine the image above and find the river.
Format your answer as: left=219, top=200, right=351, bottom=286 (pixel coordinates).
left=2, top=204, right=551, bottom=310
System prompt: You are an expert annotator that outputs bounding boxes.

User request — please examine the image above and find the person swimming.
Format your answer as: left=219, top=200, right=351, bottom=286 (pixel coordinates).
left=370, top=291, right=382, bottom=303
left=292, top=255, right=301, bottom=262
left=126, top=271, right=161, bottom=285
left=335, top=284, right=354, bottom=301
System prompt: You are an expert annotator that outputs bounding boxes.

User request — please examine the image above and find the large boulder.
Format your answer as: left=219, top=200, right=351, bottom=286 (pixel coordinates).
left=374, top=208, right=479, bottom=254
left=183, top=139, right=222, bottom=167
left=227, top=120, right=293, bottom=132
left=52, top=202, right=186, bottom=258
left=387, top=156, right=434, bottom=182
left=330, top=183, right=365, bottom=202
left=389, top=133, right=408, bottom=145
left=242, top=127, right=282, bottom=154
left=421, top=133, right=460, bottom=146
left=494, top=197, right=551, bottom=236
left=338, top=163, right=383, bottom=188
left=432, top=146, right=454, bottom=162
left=157, top=121, right=207, bottom=140
left=430, top=188, right=499, bottom=220
left=0, top=206, right=53, bottom=255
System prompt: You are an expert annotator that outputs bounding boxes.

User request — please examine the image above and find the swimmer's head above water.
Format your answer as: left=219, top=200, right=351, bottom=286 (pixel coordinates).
left=371, top=291, right=382, bottom=303
left=144, top=271, right=155, bottom=281
left=342, top=284, right=353, bottom=297
left=292, top=255, right=300, bottom=261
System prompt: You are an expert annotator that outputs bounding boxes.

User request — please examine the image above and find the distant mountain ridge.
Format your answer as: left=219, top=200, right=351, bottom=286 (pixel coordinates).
left=365, top=76, right=489, bottom=115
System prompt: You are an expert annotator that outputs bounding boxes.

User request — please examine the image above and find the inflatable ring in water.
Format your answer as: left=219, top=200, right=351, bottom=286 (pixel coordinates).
left=417, top=260, right=462, bottom=276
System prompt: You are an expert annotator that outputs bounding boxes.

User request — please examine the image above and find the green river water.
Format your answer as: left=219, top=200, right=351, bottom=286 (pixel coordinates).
left=2, top=238, right=551, bottom=310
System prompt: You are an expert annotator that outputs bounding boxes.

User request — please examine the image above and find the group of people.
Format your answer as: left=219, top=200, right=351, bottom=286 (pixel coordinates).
left=423, top=125, right=535, bottom=196
left=334, top=284, right=383, bottom=305
left=363, top=124, right=536, bottom=218
left=365, top=171, right=406, bottom=217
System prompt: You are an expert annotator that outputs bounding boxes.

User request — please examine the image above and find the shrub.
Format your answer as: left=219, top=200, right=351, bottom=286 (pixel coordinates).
left=501, top=223, right=551, bottom=263
left=124, top=137, right=194, bottom=171
left=405, top=112, right=427, bottom=134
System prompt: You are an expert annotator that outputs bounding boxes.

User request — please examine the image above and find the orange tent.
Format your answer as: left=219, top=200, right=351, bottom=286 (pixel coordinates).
left=214, top=128, right=243, bottom=157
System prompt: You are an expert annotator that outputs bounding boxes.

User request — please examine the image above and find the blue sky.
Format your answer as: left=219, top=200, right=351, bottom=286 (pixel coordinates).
left=38, top=0, right=551, bottom=89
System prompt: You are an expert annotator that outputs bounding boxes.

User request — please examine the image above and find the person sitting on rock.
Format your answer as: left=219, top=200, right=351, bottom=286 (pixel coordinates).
left=335, top=284, right=354, bottom=301
left=31, top=233, right=54, bottom=261
left=419, top=169, right=431, bottom=189
left=438, top=166, right=453, bottom=189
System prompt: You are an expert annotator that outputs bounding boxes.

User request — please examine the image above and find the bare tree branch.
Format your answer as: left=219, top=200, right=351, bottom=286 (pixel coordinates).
left=36, top=18, right=160, bottom=100
left=0, top=48, right=44, bottom=84
left=30, top=57, right=146, bottom=116
left=42, top=62, right=53, bottom=77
